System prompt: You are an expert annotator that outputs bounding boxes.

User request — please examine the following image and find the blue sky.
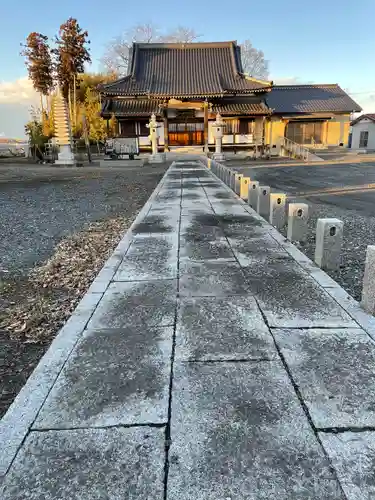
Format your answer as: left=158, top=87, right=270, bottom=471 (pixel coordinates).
left=1, top=0, right=374, bottom=136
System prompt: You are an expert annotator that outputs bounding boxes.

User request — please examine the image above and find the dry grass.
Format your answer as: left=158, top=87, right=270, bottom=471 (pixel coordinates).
left=0, top=215, right=133, bottom=343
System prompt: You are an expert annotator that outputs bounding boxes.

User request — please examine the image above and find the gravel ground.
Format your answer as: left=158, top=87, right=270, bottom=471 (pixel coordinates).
left=0, top=161, right=169, bottom=418
left=279, top=197, right=374, bottom=302
left=235, top=161, right=375, bottom=302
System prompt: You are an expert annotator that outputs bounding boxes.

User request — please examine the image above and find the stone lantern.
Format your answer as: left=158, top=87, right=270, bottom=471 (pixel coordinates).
left=146, top=113, right=165, bottom=163
left=212, top=113, right=226, bottom=161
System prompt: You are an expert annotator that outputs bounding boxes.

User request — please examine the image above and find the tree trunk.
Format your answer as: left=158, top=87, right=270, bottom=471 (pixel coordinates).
left=73, top=74, right=77, bottom=130
left=68, top=85, right=72, bottom=126
left=40, top=93, right=45, bottom=132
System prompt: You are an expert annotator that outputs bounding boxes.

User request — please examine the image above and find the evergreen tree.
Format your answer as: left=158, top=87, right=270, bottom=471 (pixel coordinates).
left=21, top=32, right=54, bottom=110
left=53, top=18, right=91, bottom=99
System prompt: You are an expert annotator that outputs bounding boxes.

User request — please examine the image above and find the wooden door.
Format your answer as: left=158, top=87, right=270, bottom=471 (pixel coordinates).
left=168, top=122, right=204, bottom=146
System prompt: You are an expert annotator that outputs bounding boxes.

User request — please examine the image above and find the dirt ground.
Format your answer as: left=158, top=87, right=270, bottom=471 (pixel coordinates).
left=0, top=161, right=169, bottom=418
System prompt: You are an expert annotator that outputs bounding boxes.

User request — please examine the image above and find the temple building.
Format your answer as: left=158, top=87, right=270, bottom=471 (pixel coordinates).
left=100, top=41, right=361, bottom=155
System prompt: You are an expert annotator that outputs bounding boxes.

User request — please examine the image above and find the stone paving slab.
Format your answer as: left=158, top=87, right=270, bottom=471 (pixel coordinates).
left=114, top=234, right=179, bottom=281
left=228, top=234, right=293, bottom=264
left=131, top=212, right=179, bottom=235
left=168, top=362, right=344, bottom=500
left=175, top=296, right=277, bottom=361
left=212, top=203, right=250, bottom=216
left=179, top=259, right=250, bottom=297
left=87, top=280, right=177, bottom=329
left=1, top=427, right=165, bottom=500
left=179, top=234, right=233, bottom=261
left=274, top=327, right=375, bottom=429
left=320, top=432, right=375, bottom=500
left=181, top=205, right=215, bottom=216
left=34, top=325, right=173, bottom=429
left=179, top=213, right=222, bottom=235
left=242, top=259, right=357, bottom=328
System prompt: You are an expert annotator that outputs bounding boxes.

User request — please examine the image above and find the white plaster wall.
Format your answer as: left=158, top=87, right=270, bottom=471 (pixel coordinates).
left=208, top=122, right=215, bottom=144
left=208, top=122, right=255, bottom=145
left=235, top=134, right=254, bottom=144
left=138, top=136, right=150, bottom=146
left=351, top=120, right=375, bottom=150
left=223, top=134, right=233, bottom=144
left=158, top=122, right=165, bottom=146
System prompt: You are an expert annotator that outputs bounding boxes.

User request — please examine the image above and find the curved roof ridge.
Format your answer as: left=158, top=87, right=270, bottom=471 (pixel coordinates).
left=274, top=83, right=339, bottom=89
left=133, top=41, right=238, bottom=50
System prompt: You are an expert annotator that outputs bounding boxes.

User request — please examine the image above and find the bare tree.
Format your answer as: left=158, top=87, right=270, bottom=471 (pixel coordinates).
left=165, top=26, right=201, bottom=44
left=101, top=23, right=201, bottom=75
left=240, top=40, right=269, bottom=80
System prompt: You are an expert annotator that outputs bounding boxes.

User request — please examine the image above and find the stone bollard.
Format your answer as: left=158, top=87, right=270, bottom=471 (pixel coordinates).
left=227, top=169, right=232, bottom=187
left=230, top=171, right=238, bottom=190
left=248, top=181, right=260, bottom=208
left=234, top=174, right=243, bottom=194
left=257, top=186, right=271, bottom=219
left=222, top=167, right=227, bottom=183
left=314, top=218, right=344, bottom=270
left=269, top=193, right=286, bottom=228
left=239, top=177, right=251, bottom=200
left=221, top=165, right=226, bottom=180
left=220, top=164, right=225, bottom=180
left=362, top=246, right=375, bottom=314
left=224, top=168, right=229, bottom=185
left=287, top=203, right=309, bottom=242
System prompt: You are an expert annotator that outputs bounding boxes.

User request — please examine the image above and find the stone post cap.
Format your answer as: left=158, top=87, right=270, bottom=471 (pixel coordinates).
left=288, top=203, right=308, bottom=216
left=316, top=218, right=344, bottom=226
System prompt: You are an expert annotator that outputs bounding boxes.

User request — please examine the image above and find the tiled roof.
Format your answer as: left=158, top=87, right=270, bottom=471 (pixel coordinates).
left=350, top=113, right=375, bottom=126
left=213, top=98, right=271, bottom=115
left=101, top=42, right=272, bottom=98
left=266, top=85, right=361, bottom=114
left=101, top=99, right=162, bottom=117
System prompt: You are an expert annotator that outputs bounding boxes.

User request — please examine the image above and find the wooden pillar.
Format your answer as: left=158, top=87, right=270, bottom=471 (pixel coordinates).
left=268, top=118, right=273, bottom=157
left=203, top=101, right=209, bottom=153
left=323, top=121, right=329, bottom=146
left=163, top=109, right=169, bottom=152
left=269, top=119, right=273, bottom=146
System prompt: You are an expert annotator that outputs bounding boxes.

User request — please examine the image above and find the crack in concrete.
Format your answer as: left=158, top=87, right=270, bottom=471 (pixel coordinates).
left=163, top=165, right=183, bottom=500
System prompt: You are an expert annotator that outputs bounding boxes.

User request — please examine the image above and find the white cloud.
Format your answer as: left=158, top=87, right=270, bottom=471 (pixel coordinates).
left=0, top=76, right=38, bottom=104
left=351, top=93, right=375, bottom=114
left=0, top=77, right=40, bottom=138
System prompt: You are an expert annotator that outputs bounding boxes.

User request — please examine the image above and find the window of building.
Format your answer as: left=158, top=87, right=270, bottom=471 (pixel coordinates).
left=359, top=130, right=369, bottom=148
left=286, top=121, right=323, bottom=144
left=138, top=121, right=149, bottom=136
left=223, top=119, right=239, bottom=134
left=119, top=121, right=135, bottom=137
left=239, top=119, right=255, bottom=135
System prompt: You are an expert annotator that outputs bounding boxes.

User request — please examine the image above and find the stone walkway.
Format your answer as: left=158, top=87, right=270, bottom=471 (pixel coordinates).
left=2, top=159, right=375, bottom=499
